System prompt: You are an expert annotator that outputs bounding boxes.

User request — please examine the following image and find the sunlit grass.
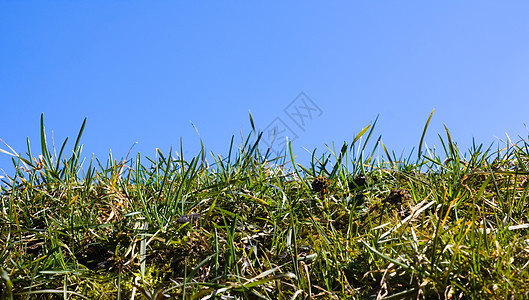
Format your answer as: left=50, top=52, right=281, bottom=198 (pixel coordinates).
left=1, top=112, right=529, bottom=299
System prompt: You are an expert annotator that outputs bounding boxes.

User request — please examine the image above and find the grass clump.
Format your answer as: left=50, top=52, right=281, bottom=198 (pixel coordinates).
left=1, top=113, right=529, bottom=299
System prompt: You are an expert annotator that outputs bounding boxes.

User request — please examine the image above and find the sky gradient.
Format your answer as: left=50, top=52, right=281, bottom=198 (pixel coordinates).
left=1, top=2, right=529, bottom=178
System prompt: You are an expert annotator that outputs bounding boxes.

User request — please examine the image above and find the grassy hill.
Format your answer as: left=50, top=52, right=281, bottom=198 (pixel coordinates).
left=1, top=114, right=529, bottom=299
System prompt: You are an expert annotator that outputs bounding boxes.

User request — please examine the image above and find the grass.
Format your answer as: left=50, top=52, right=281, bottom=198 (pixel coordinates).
left=1, top=112, right=529, bottom=299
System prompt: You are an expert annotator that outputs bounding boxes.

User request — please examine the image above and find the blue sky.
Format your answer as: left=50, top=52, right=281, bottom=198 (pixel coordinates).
left=1, top=2, right=529, bottom=177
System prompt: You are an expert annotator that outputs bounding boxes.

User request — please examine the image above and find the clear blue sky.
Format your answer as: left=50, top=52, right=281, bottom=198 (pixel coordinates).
left=1, top=2, right=529, bottom=177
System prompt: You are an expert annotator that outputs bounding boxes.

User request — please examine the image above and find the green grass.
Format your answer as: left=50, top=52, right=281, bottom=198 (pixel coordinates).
left=1, top=112, right=529, bottom=299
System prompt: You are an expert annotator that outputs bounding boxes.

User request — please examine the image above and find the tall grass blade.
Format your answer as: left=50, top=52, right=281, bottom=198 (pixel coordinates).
left=418, top=109, right=434, bottom=161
